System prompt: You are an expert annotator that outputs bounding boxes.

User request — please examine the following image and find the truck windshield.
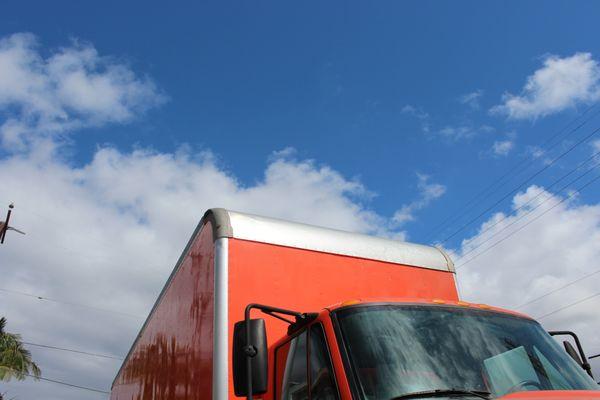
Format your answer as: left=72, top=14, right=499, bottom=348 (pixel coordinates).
left=336, top=304, right=598, bottom=399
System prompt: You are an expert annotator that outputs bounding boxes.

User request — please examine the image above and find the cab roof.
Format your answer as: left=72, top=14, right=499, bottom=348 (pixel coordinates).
left=203, top=208, right=455, bottom=273
left=325, top=297, right=534, bottom=320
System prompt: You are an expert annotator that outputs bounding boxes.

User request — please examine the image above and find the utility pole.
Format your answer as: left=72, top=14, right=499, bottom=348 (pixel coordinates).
left=1, top=203, right=25, bottom=245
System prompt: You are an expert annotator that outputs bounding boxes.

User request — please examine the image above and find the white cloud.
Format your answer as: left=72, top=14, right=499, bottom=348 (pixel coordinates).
left=459, top=89, right=483, bottom=110
left=401, top=104, right=431, bottom=133
left=437, top=124, right=494, bottom=141
left=401, top=104, right=429, bottom=120
left=3, top=32, right=600, bottom=399
left=402, top=103, right=494, bottom=142
left=527, top=145, right=546, bottom=160
left=455, top=185, right=600, bottom=377
left=491, top=53, right=600, bottom=119
left=591, top=139, right=600, bottom=154
left=491, top=139, right=514, bottom=157
left=393, top=173, right=446, bottom=226
left=0, top=33, right=398, bottom=399
left=0, top=33, right=165, bottom=150
left=438, top=125, right=476, bottom=141
left=0, top=144, right=398, bottom=399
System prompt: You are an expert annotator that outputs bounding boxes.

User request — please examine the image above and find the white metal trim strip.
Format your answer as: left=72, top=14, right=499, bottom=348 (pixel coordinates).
left=213, top=237, right=229, bottom=400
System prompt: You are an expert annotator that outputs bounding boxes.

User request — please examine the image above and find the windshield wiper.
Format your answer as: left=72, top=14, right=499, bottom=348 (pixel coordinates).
left=390, top=388, right=492, bottom=400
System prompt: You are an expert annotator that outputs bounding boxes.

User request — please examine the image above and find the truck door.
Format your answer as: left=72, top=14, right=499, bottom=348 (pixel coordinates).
left=275, top=324, right=340, bottom=400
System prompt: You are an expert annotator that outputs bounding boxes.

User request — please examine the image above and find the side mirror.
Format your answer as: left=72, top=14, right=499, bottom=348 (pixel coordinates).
left=549, top=330, right=594, bottom=379
left=233, top=318, right=268, bottom=397
left=564, top=341, right=583, bottom=366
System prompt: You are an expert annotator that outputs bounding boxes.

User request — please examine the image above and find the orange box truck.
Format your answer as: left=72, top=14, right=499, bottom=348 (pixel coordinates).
left=110, top=209, right=599, bottom=400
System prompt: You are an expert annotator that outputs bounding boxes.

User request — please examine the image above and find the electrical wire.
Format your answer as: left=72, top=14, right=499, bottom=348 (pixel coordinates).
left=514, top=268, right=600, bottom=310
left=19, top=372, right=109, bottom=395
left=0, top=203, right=164, bottom=321
left=455, top=172, right=600, bottom=269
left=0, top=198, right=167, bottom=275
left=0, top=287, right=144, bottom=320
left=23, top=341, right=123, bottom=360
left=2, top=226, right=166, bottom=276
left=425, top=104, right=600, bottom=243
left=457, top=148, right=600, bottom=249
left=454, top=157, right=600, bottom=264
left=424, top=105, right=597, bottom=242
left=536, top=291, right=600, bottom=320
left=438, top=125, right=600, bottom=245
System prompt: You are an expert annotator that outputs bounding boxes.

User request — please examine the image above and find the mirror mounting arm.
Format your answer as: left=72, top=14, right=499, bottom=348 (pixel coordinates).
left=549, top=330, right=594, bottom=379
left=243, top=303, right=316, bottom=400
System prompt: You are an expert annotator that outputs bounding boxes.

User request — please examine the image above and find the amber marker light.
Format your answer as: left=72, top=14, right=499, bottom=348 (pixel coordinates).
left=340, top=299, right=361, bottom=307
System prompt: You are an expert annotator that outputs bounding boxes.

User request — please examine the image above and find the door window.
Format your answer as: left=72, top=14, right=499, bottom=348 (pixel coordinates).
left=281, top=332, right=308, bottom=400
left=277, top=324, right=339, bottom=400
left=309, top=324, right=338, bottom=400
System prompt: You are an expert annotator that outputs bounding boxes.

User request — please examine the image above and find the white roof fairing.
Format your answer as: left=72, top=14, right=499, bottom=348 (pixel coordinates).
left=204, top=209, right=454, bottom=273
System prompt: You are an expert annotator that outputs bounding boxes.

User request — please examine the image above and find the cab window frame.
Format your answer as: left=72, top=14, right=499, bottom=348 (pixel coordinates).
left=274, top=321, right=341, bottom=400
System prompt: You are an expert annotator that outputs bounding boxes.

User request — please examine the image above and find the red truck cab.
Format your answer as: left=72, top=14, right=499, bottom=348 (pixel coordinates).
left=242, top=299, right=598, bottom=400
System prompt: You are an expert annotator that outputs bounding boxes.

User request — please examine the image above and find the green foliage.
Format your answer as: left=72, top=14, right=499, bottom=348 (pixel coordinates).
left=0, top=317, right=41, bottom=382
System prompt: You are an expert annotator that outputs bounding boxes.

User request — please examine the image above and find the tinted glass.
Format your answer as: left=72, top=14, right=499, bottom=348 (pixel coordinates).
left=282, top=332, right=308, bottom=400
left=337, top=305, right=598, bottom=400
left=310, top=324, right=338, bottom=400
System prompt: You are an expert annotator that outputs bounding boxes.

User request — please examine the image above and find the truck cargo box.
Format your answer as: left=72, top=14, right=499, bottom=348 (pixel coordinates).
left=110, top=208, right=457, bottom=400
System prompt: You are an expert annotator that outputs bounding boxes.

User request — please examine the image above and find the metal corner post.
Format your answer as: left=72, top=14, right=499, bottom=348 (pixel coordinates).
left=213, top=237, right=229, bottom=400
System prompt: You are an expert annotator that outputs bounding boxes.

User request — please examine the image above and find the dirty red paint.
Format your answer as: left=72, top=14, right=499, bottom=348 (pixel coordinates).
left=111, top=222, right=215, bottom=400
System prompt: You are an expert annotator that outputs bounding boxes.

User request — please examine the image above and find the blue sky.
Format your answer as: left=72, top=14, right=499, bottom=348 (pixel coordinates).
left=3, top=2, right=600, bottom=398
left=3, top=1, right=600, bottom=245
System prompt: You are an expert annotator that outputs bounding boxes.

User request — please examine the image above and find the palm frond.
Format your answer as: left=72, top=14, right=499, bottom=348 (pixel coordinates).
left=0, top=318, right=41, bottom=382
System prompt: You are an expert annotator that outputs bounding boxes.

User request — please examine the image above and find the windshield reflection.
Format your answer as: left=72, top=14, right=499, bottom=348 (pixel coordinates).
left=336, top=305, right=598, bottom=399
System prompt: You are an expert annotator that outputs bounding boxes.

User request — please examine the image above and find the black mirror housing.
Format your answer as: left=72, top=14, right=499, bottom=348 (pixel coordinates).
left=232, top=318, right=268, bottom=396
left=564, top=340, right=584, bottom=366
left=549, top=330, right=594, bottom=379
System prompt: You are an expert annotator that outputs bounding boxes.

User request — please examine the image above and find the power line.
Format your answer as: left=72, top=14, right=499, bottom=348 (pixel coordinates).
left=424, top=105, right=598, bottom=242
left=433, top=108, right=600, bottom=243
left=0, top=197, right=167, bottom=275
left=514, top=268, right=600, bottom=310
left=3, top=226, right=166, bottom=276
left=23, top=341, right=123, bottom=361
left=454, top=176, right=597, bottom=269
left=0, top=287, right=144, bottom=320
left=425, top=105, right=600, bottom=243
left=536, top=291, right=600, bottom=320
left=424, top=157, right=531, bottom=242
left=1, top=366, right=109, bottom=395
left=455, top=170, right=599, bottom=266
left=438, top=125, right=600, bottom=245
left=454, top=157, right=600, bottom=263
left=459, top=149, right=600, bottom=249
left=455, top=172, right=600, bottom=269
left=0, top=209, right=166, bottom=319
left=21, top=372, right=109, bottom=395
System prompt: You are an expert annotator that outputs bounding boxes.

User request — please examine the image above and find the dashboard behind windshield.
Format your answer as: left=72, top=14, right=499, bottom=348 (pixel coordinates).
left=335, top=304, right=598, bottom=399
